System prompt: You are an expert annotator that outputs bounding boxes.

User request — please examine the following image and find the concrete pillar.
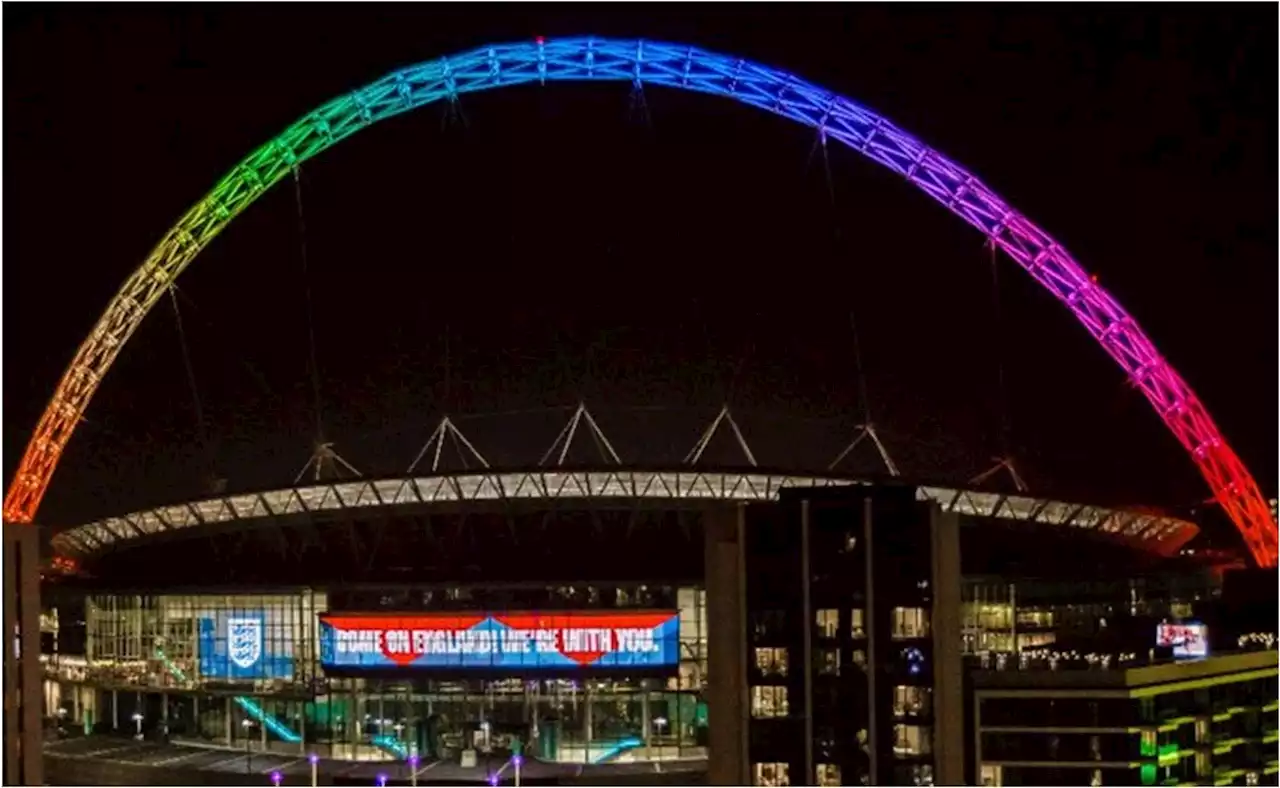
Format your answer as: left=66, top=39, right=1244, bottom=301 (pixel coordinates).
left=583, top=686, right=593, bottom=745
left=3, top=522, right=44, bottom=784
left=641, top=681, right=651, bottom=747
left=930, top=508, right=965, bottom=786
left=704, top=505, right=748, bottom=787
left=112, top=689, right=118, bottom=730
left=225, top=696, right=233, bottom=746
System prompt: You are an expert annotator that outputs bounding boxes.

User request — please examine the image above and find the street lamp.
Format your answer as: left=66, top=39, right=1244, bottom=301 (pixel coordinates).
left=271, top=771, right=283, bottom=787
left=242, top=719, right=256, bottom=774
left=376, top=772, right=388, bottom=787
left=512, top=754, right=523, bottom=788
left=308, top=752, right=319, bottom=788
left=131, top=712, right=144, bottom=740
left=407, top=754, right=420, bottom=788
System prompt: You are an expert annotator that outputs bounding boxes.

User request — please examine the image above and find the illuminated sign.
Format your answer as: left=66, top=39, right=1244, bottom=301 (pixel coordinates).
left=198, top=611, right=294, bottom=680
left=319, top=611, right=680, bottom=670
left=1156, top=622, right=1209, bottom=659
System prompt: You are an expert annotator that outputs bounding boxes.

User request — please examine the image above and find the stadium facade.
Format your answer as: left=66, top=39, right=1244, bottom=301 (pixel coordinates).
left=36, top=408, right=1265, bottom=784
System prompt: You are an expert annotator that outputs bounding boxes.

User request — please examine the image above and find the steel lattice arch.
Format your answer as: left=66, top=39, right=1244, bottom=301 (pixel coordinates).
left=7, top=36, right=1275, bottom=566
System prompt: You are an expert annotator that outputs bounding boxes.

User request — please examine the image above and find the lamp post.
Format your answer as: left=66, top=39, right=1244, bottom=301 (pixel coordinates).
left=242, top=719, right=256, bottom=774
left=308, top=753, right=319, bottom=788
left=376, top=772, right=388, bottom=787
left=271, top=771, right=282, bottom=787
left=131, top=712, right=144, bottom=740
left=407, top=754, right=420, bottom=788
left=511, top=737, right=523, bottom=788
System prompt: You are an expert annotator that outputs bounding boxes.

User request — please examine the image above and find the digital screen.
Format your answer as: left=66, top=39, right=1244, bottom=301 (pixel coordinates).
left=198, top=611, right=295, bottom=680
left=1156, top=622, right=1209, bottom=659
left=319, top=611, right=680, bottom=670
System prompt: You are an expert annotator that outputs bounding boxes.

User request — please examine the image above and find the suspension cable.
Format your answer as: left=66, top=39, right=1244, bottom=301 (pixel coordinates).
left=819, top=133, right=876, bottom=427
left=987, top=237, right=1014, bottom=460
left=292, top=165, right=326, bottom=444
left=168, top=287, right=208, bottom=451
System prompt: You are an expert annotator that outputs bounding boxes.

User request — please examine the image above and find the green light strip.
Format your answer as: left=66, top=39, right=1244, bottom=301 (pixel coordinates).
left=1130, top=667, right=1279, bottom=698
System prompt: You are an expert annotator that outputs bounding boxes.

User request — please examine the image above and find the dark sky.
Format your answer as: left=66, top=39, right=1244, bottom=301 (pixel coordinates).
left=4, top=5, right=1276, bottom=535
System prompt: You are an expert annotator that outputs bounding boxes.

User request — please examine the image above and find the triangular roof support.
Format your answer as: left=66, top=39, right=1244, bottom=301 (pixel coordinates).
left=685, top=404, right=758, bottom=467
left=294, top=441, right=362, bottom=485
left=539, top=402, right=622, bottom=467
left=407, top=415, right=490, bottom=474
left=828, top=423, right=900, bottom=477
left=970, top=455, right=1028, bottom=493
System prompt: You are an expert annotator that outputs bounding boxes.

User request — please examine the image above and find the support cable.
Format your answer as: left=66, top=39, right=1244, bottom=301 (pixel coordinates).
left=168, top=287, right=209, bottom=459
left=974, top=237, right=1028, bottom=492
left=818, top=133, right=899, bottom=476
left=168, top=285, right=274, bottom=398
left=988, top=238, right=1013, bottom=458
left=292, top=166, right=329, bottom=456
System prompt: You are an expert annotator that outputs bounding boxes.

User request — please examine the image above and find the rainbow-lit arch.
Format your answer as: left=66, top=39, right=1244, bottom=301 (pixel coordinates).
left=7, top=36, right=1275, bottom=566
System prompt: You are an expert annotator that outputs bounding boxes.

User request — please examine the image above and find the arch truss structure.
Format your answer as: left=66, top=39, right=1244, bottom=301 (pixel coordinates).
left=6, top=36, right=1274, bottom=566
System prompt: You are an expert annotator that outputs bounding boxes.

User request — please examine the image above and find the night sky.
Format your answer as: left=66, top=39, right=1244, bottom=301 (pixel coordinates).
left=4, top=6, right=1276, bottom=538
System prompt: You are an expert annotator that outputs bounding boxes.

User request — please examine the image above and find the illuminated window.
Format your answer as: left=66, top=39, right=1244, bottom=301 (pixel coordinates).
left=979, top=764, right=1001, bottom=787
left=852, top=649, right=867, bottom=670
left=753, top=762, right=790, bottom=787
left=893, top=685, right=932, bottom=717
left=891, top=607, right=930, bottom=640
left=893, top=724, right=932, bottom=756
left=816, top=609, right=839, bottom=639
left=817, top=648, right=841, bottom=676
left=755, top=647, right=789, bottom=677
left=751, top=685, right=789, bottom=718
left=851, top=608, right=865, bottom=639
left=816, top=763, right=841, bottom=786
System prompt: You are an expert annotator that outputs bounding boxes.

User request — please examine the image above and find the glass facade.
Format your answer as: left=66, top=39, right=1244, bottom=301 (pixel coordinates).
left=44, top=585, right=709, bottom=765
left=961, top=574, right=1219, bottom=656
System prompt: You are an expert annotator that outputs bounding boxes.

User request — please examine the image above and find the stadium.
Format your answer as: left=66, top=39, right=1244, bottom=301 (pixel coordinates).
left=12, top=33, right=1274, bottom=787
left=38, top=402, right=1225, bottom=781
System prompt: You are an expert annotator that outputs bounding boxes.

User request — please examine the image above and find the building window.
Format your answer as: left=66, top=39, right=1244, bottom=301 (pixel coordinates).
left=751, top=685, right=789, bottom=718
left=893, top=723, right=932, bottom=756
left=755, top=647, right=789, bottom=677
left=852, top=649, right=867, bottom=670
left=896, top=764, right=934, bottom=786
left=891, top=607, right=930, bottom=640
left=753, top=762, right=790, bottom=786
left=817, top=648, right=841, bottom=676
left=816, top=609, right=839, bottom=639
left=893, top=685, right=932, bottom=717
left=979, top=764, right=1001, bottom=787
left=752, top=610, right=786, bottom=642
left=851, top=607, right=865, bottom=639
left=816, top=763, right=841, bottom=786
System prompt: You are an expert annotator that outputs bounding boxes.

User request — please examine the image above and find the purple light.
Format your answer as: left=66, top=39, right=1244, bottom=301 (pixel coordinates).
left=512, top=755, right=523, bottom=767
left=308, top=753, right=319, bottom=766
left=270, top=771, right=282, bottom=787
left=376, top=773, right=388, bottom=787
left=489, top=775, right=499, bottom=787
left=408, top=754, right=420, bottom=768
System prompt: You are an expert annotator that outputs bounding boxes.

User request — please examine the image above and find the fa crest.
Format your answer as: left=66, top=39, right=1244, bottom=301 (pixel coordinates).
left=227, top=617, right=263, bottom=670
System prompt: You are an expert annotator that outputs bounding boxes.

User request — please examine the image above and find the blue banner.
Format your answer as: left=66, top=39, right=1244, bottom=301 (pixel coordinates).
left=198, top=611, right=294, bottom=680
